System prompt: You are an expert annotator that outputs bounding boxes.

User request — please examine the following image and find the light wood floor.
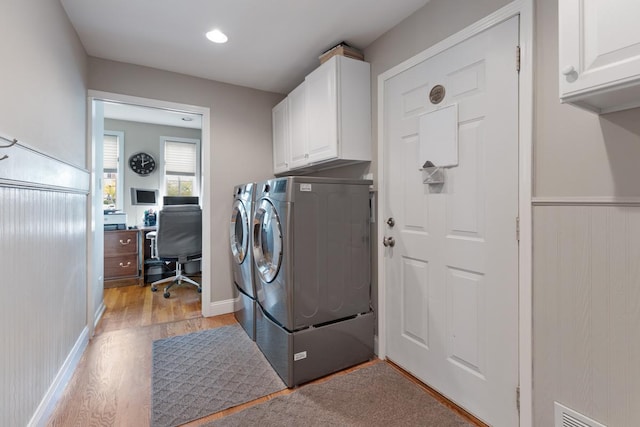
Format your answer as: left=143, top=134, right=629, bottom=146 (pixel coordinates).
left=48, top=284, right=484, bottom=427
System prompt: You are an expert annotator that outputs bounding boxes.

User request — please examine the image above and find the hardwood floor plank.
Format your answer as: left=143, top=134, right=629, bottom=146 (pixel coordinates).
left=49, top=284, right=481, bottom=426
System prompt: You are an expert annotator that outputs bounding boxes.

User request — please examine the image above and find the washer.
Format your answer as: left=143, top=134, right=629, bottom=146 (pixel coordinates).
left=230, top=182, right=257, bottom=340
left=252, top=176, right=374, bottom=387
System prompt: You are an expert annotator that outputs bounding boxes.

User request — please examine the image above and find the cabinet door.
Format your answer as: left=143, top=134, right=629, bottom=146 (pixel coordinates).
left=272, top=98, right=289, bottom=174
left=288, top=82, right=309, bottom=169
left=305, top=57, right=339, bottom=164
left=559, top=0, right=640, bottom=106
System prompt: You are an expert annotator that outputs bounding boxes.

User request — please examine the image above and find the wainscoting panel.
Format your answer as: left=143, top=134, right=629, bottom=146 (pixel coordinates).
left=534, top=204, right=640, bottom=427
left=0, top=146, right=89, bottom=426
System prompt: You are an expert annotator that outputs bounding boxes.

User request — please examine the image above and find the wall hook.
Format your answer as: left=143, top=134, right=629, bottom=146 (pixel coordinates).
left=0, top=135, right=18, bottom=148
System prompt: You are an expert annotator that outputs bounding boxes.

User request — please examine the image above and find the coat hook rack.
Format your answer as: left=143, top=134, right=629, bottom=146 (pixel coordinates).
left=0, top=135, right=18, bottom=148
left=0, top=135, right=18, bottom=161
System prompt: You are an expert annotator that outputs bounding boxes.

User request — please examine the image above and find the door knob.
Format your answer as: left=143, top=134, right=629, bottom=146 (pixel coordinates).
left=561, top=65, right=576, bottom=76
left=386, top=217, right=395, bottom=227
left=383, top=237, right=395, bottom=247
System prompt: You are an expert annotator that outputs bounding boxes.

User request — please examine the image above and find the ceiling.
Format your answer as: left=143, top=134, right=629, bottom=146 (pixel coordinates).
left=103, top=102, right=203, bottom=129
left=60, top=0, right=430, bottom=95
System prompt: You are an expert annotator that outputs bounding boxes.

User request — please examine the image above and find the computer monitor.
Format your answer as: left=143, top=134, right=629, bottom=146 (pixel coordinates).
left=163, top=196, right=199, bottom=205
left=130, top=188, right=158, bottom=206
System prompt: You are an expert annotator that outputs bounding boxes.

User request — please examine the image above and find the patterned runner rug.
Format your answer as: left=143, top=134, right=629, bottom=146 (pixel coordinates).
left=151, top=324, right=285, bottom=427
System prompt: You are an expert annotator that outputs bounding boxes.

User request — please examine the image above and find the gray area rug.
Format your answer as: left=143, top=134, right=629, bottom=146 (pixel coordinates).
left=151, top=324, right=285, bottom=427
left=205, top=362, right=473, bottom=427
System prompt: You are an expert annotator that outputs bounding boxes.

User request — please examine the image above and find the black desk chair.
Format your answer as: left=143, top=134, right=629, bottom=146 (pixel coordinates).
left=150, top=203, right=202, bottom=298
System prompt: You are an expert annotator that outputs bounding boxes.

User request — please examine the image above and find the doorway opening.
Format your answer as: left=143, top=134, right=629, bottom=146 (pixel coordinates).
left=87, top=91, right=211, bottom=336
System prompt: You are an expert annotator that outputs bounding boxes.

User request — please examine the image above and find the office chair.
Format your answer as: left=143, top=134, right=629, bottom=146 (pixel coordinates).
left=150, top=203, right=202, bottom=298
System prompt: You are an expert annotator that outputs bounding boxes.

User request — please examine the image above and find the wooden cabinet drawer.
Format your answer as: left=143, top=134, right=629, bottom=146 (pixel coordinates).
left=105, top=230, right=138, bottom=256
left=104, top=254, right=138, bottom=279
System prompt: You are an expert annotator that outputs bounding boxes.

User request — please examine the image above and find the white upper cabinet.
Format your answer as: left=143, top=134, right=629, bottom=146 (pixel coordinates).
left=305, top=56, right=371, bottom=165
left=559, top=0, right=640, bottom=113
left=272, top=55, right=371, bottom=175
left=272, top=97, right=289, bottom=174
left=288, top=82, right=308, bottom=169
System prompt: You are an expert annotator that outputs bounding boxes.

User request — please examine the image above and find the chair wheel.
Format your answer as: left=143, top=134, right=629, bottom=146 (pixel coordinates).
left=197, top=288, right=202, bottom=293
left=151, top=286, right=157, bottom=292
left=163, top=292, right=170, bottom=298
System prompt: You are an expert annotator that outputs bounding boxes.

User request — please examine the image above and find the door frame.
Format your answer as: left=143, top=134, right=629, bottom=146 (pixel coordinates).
left=86, top=90, right=212, bottom=323
left=375, top=1, right=534, bottom=426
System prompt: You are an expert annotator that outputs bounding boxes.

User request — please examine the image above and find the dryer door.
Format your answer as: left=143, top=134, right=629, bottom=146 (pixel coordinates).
left=230, top=199, right=249, bottom=265
left=252, top=198, right=283, bottom=283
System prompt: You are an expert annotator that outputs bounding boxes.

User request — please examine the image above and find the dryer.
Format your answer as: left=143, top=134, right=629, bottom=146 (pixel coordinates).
left=230, top=182, right=257, bottom=340
left=252, top=176, right=374, bottom=387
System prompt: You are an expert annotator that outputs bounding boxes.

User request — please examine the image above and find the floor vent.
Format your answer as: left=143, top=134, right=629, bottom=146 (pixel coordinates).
left=554, top=402, right=607, bottom=427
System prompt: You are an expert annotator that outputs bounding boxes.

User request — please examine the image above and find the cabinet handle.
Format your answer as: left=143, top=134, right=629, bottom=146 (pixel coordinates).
left=119, top=262, right=132, bottom=268
left=119, top=239, right=132, bottom=245
left=561, top=65, right=576, bottom=76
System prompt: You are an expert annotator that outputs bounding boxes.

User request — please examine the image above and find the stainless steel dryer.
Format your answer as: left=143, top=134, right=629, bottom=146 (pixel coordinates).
left=252, top=176, right=374, bottom=387
left=230, top=182, right=257, bottom=340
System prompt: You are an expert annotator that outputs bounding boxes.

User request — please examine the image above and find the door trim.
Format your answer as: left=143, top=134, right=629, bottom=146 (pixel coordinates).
left=86, top=90, right=212, bottom=318
left=375, top=1, right=534, bottom=426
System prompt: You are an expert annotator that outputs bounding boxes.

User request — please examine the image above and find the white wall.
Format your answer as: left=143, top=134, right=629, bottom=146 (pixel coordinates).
left=0, top=1, right=89, bottom=425
left=90, top=59, right=283, bottom=303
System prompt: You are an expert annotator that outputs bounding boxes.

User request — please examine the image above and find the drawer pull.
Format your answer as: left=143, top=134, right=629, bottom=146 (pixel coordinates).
left=119, top=262, right=132, bottom=268
left=119, top=239, right=132, bottom=245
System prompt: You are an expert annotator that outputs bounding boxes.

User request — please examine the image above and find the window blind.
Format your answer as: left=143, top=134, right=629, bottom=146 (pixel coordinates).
left=165, top=140, right=196, bottom=176
left=103, top=134, right=119, bottom=173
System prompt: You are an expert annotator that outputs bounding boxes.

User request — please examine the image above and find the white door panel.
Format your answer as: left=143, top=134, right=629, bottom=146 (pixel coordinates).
left=384, top=17, right=519, bottom=426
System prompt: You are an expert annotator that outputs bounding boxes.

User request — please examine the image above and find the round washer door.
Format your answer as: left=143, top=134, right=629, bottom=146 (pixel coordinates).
left=230, top=199, right=249, bottom=264
left=252, top=198, right=283, bottom=283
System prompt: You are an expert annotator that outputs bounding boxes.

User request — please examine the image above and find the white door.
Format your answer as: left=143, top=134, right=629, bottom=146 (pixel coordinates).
left=383, top=17, right=519, bottom=426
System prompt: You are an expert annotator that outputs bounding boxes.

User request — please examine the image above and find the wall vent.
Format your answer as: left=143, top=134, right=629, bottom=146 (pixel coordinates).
left=554, top=402, right=607, bottom=427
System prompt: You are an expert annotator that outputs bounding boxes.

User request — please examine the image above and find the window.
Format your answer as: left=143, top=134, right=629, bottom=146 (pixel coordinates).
left=161, top=137, right=201, bottom=198
left=103, top=131, right=124, bottom=209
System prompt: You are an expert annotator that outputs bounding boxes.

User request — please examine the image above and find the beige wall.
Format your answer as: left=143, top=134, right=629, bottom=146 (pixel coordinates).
left=90, top=59, right=283, bottom=303
left=0, top=1, right=89, bottom=425
left=0, top=0, right=87, bottom=167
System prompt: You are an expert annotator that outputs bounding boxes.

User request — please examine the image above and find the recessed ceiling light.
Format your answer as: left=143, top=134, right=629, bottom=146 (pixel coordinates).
left=206, top=29, right=228, bottom=44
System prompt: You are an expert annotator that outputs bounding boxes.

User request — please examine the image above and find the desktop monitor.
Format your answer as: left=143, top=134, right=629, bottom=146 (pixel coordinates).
left=130, top=188, right=158, bottom=206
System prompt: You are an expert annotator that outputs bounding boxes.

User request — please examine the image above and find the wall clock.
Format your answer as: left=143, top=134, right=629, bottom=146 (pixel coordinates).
left=128, top=152, right=156, bottom=176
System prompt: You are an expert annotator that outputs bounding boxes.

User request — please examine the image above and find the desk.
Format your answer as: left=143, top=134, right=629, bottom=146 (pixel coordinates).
left=103, top=227, right=160, bottom=288
left=104, top=229, right=142, bottom=288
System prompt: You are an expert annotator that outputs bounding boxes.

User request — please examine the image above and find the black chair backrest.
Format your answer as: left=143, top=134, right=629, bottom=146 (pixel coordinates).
left=156, top=205, right=202, bottom=262
left=163, top=196, right=199, bottom=206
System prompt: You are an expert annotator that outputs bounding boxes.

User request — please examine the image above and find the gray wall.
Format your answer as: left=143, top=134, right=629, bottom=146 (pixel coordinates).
left=0, top=0, right=87, bottom=167
left=90, top=59, right=283, bottom=303
left=533, top=0, right=640, bottom=426
left=104, top=118, right=202, bottom=225
left=0, top=0, right=89, bottom=425
left=364, top=0, right=640, bottom=426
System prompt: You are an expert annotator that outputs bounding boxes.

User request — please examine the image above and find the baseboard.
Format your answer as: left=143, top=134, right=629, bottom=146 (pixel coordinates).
left=94, top=301, right=106, bottom=330
left=27, top=326, right=89, bottom=427
left=203, top=297, right=235, bottom=317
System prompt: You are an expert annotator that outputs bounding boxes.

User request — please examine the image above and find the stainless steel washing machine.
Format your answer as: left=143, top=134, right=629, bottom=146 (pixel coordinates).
left=252, top=176, right=374, bottom=387
left=230, top=182, right=257, bottom=340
